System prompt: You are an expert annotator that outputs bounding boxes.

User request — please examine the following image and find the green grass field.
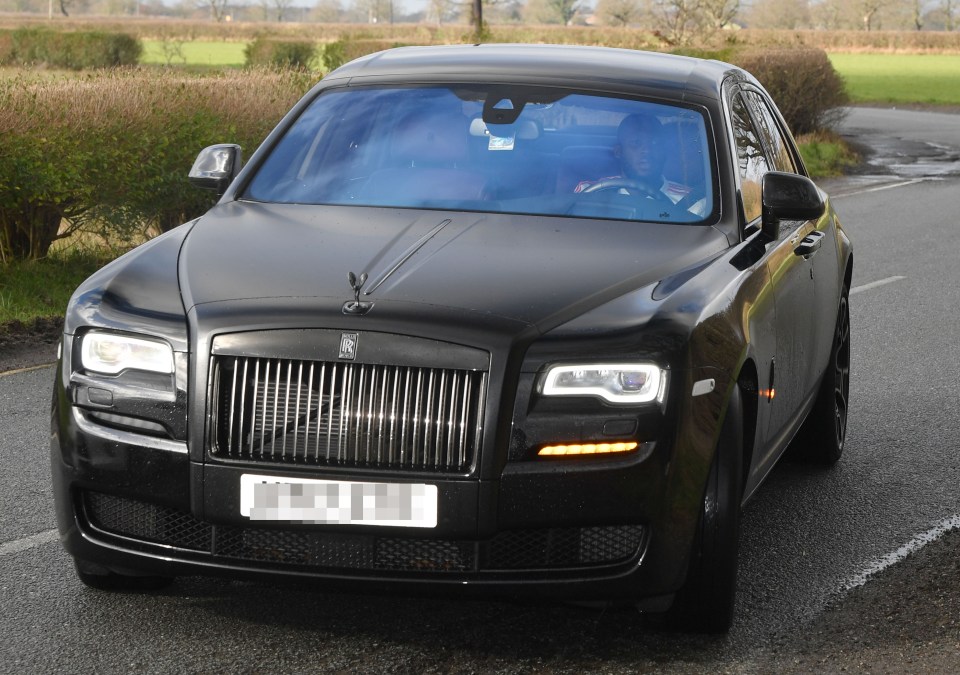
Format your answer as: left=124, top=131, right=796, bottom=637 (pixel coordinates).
left=828, top=53, right=960, bottom=106
left=140, top=40, right=248, bottom=67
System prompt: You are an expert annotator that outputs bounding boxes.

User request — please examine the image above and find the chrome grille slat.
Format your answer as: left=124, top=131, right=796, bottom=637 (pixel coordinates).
left=325, top=363, right=336, bottom=462
left=376, top=368, right=387, bottom=464
left=226, top=361, right=238, bottom=455
left=271, top=360, right=281, bottom=458
left=458, top=372, right=470, bottom=468
left=213, top=356, right=485, bottom=472
left=303, top=362, right=314, bottom=462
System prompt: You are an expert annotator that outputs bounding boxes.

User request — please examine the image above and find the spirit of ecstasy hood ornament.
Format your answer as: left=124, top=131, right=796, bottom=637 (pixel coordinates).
left=343, top=271, right=373, bottom=315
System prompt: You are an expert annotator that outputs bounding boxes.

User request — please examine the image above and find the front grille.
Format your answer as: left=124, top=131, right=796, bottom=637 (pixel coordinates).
left=82, top=492, right=644, bottom=574
left=211, top=357, right=487, bottom=472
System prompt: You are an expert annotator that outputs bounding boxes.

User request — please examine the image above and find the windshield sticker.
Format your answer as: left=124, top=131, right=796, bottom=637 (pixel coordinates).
left=488, top=134, right=515, bottom=151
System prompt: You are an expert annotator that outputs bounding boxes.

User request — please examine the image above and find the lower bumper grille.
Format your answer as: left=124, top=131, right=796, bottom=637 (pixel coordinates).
left=83, top=491, right=644, bottom=574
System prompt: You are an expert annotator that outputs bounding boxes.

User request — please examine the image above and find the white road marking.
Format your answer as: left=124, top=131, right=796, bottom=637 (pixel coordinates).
left=0, top=362, right=55, bottom=378
left=842, top=514, right=960, bottom=591
left=850, top=276, right=906, bottom=295
left=834, top=178, right=926, bottom=198
left=0, top=528, right=59, bottom=557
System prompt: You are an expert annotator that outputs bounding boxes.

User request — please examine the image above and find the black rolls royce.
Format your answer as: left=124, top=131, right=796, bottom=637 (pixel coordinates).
left=50, top=44, right=852, bottom=633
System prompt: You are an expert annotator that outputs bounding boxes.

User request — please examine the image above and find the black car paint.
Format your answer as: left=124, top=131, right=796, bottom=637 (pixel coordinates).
left=50, top=45, right=852, bottom=614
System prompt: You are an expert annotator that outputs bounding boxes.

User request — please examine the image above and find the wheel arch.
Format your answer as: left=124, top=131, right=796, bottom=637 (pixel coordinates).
left=843, top=252, right=853, bottom=293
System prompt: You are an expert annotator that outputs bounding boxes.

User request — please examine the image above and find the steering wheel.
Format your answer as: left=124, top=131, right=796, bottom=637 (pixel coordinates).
left=581, top=177, right=673, bottom=205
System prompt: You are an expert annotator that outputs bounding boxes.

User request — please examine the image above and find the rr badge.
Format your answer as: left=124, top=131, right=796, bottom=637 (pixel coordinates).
left=339, top=333, right=358, bottom=360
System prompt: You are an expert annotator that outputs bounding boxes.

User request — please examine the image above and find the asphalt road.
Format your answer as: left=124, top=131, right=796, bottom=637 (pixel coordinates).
left=2, top=107, right=960, bottom=673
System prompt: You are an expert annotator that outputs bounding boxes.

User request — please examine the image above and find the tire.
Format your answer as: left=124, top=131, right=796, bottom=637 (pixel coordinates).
left=74, top=560, right=174, bottom=592
left=663, top=385, right=744, bottom=634
left=793, top=291, right=851, bottom=465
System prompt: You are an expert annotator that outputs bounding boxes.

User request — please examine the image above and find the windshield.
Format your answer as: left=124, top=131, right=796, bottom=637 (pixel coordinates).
left=244, top=85, right=715, bottom=224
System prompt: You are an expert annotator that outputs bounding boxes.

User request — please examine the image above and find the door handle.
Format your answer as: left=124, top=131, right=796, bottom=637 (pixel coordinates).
left=794, top=231, right=824, bottom=257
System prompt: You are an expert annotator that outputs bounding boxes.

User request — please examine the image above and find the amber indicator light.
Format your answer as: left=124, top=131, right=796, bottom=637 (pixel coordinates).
left=538, top=441, right=639, bottom=457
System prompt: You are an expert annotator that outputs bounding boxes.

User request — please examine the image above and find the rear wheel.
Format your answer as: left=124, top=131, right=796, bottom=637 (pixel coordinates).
left=74, top=560, right=174, bottom=592
left=664, top=385, right=744, bottom=633
left=793, top=291, right=850, bottom=465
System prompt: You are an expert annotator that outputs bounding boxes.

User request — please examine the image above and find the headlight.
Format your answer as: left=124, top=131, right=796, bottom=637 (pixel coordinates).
left=541, top=363, right=666, bottom=404
left=80, top=332, right=174, bottom=376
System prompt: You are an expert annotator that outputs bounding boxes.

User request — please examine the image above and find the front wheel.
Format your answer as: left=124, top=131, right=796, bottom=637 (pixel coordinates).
left=663, top=385, right=744, bottom=633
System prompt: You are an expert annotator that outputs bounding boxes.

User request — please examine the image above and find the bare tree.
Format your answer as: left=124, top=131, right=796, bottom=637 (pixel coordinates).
left=356, top=0, right=394, bottom=22
left=427, top=0, right=455, bottom=22
left=746, top=0, right=811, bottom=28
left=596, top=0, right=642, bottom=25
left=701, top=0, right=739, bottom=27
left=272, top=0, right=294, bottom=20
left=649, top=0, right=705, bottom=45
left=909, top=0, right=923, bottom=29
left=548, top=0, right=582, bottom=24
left=199, top=0, right=229, bottom=21
left=811, top=0, right=845, bottom=29
left=523, top=0, right=580, bottom=24
left=945, top=0, right=957, bottom=30
left=309, top=0, right=342, bottom=21
left=859, top=0, right=890, bottom=30
left=483, top=0, right=523, bottom=22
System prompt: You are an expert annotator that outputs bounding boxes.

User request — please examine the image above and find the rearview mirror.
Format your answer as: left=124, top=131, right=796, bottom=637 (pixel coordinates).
left=760, top=171, right=825, bottom=240
left=188, top=144, right=243, bottom=196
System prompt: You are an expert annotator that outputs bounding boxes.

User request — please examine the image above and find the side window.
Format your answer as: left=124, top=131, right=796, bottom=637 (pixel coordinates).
left=729, top=92, right=769, bottom=224
left=746, top=91, right=797, bottom=174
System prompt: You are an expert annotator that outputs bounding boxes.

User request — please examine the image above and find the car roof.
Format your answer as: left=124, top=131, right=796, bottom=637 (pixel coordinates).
left=324, top=44, right=745, bottom=103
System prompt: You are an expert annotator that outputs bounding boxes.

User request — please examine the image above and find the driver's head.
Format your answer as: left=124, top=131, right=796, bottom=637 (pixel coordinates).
left=615, top=113, right=665, bottom=181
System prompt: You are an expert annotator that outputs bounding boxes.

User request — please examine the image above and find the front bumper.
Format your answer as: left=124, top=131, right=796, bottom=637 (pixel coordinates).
left=51, top=344, right=727, bottom=609
left=52, top=421, right=689, bottom=608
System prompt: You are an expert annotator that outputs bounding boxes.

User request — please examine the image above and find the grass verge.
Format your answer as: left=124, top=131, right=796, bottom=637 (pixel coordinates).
left=797, top=131, right=860, bottom=178
left=0, top=249, right=109, bottom=325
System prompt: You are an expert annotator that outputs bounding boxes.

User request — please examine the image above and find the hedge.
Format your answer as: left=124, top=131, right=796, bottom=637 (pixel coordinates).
left=732, top=48, right=849, bottom=135
left=676, top=46, right=848, bottom=136
left=321, top=39, right=409, bottom=71
left=0, top=69, right=314, bottom=262
left=244, top=37, right=317, bottom=69
left=0, top=28, right=141, bottom=69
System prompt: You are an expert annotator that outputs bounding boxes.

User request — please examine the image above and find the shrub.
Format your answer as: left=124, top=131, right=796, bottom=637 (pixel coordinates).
left=674, top=47, right=847, bottom=135
left=0, top=69, right=314, bottom=262
left=244, top=37, right=317, bottom=69
left=320, top=40, right=346, bottom=71
left=732, top=48, right=849, bottom=135
left=321, top=39, right=408, bottom=72
left=4, top=28, right=141, bottom=69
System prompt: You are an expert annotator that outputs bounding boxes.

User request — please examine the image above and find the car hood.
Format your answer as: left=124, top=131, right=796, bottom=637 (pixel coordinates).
left=180, top=201, right=728, bottom=334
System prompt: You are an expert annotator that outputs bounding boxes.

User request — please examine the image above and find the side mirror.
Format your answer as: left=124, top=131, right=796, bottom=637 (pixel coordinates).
left=188, top=144, right=243, bottom=196
left=760, top=171, right=825, bottom=240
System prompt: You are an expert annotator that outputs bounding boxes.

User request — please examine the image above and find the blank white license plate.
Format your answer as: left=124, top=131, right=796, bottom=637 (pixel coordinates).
left=239, top=474, right=438, bottom=528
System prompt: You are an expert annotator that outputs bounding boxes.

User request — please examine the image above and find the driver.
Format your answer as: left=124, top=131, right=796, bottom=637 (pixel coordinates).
left=574, top=113, right=704, bottom=215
